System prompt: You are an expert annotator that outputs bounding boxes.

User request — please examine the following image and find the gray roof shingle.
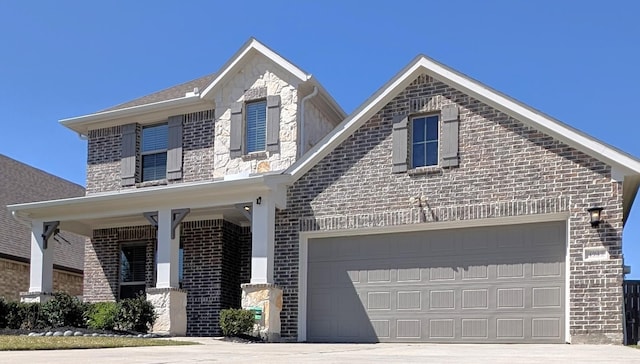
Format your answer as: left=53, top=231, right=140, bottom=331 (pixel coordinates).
left=100, top=73, right=216, bottom=112
left=0, top=155, right=85, bottom=271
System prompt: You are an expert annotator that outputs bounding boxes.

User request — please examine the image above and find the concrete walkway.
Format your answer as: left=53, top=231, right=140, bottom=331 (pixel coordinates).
left=2, top=338, right=638, bottom=363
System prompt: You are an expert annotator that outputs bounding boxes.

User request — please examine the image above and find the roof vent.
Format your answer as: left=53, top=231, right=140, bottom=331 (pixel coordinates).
left=185, top=87, right=200, bottom=97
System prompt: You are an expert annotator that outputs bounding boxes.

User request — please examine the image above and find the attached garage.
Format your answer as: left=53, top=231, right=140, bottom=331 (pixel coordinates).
left=304, top=221, right=566, bottom=343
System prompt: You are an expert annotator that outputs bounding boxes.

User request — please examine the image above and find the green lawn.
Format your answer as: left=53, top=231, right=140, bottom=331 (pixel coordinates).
left=0, top=336, right=199, bottom=351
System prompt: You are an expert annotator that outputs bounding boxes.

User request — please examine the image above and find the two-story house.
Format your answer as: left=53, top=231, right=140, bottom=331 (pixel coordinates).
left=8, top=38, right=640, bottom=344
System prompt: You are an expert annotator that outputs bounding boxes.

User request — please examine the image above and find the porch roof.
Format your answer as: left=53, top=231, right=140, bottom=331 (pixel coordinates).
left=7, top=174, right=290, bottom=236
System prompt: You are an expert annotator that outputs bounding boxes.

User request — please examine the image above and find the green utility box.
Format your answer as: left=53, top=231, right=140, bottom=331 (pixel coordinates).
left=249, top=306, right=263, bottom=321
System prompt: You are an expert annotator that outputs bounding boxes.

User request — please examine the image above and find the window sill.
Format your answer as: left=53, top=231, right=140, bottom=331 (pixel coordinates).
left=408, top=165, right=443, bottom=176
left=242, top=151, right=268, bottom=161
left=136, top=179, right=168, bottom=188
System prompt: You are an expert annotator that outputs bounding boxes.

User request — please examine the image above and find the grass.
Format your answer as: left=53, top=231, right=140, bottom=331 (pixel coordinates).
left=0, top=335, right=199, bottom=351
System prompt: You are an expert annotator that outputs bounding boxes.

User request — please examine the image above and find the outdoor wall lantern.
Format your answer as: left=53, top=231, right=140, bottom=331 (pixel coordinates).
left=587, top=207, right=603, bottom=227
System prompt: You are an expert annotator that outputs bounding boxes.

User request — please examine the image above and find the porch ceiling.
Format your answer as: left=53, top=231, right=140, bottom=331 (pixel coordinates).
left=7, top=175, right=288, bottom=236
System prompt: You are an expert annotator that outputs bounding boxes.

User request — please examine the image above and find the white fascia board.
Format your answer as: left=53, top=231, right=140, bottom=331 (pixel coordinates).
left=60, top=95, right=203, bottom=135
left=287, top=57, right=426, bottom=180
left=288, top=55, right=640, bottom=183
left=7, top=175, right=287, bottom=222
left=414, top=57, right=640, bottom=176
left=307, top=76, right=347, bottom=120
left=200, top=38, right=311, bottom=99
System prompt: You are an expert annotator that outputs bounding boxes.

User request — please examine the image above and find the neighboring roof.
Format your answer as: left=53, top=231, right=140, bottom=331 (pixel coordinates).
left=286, top=55, right=640, bottom=222
left=61, top=37, right=345, bottom=135
left=100, top=73, right=216, bottom=112
left=0, top=154, right=85, bottom=271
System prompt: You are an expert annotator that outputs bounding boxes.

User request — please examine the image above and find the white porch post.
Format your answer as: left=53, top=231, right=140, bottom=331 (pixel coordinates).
left=251, top=193, right=275, bottom=284
left=148, top=208, right=187, bottom=336
left=242, top=192, right=282, bottom=341
left=156, top=209, right=180, bottom=288
left=21, top=220, right=54, bottom=303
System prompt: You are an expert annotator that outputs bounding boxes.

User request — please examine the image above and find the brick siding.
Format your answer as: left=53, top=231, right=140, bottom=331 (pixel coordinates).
left=274, top=74, right=624, bottom=344
left=86, top=111, right=215, bottom=195
left=0, top=258, right=83, bottom=301
left=83, top=220, right=251, bottom=336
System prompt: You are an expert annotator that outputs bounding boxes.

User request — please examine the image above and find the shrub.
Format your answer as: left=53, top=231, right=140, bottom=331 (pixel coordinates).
left=0, top=298, right=9, bottom=328
left=5, top=301, right=25, bottom=329
left=117, top=296, right=156, bottom=333
left=19, top=302, right=43, bottom=330
left=219, top=308, right=254, bottom=337
left=40, top=292, right=87, bottom=328
left=87, top=302, right=119, bottom=330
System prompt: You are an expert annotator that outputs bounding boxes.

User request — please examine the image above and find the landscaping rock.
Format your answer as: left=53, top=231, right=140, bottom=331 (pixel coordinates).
left=143, top=334, right=152, bottom=338
left=137, top=334, right=143, bottom=338
left=53, top=331, right=63, bottom=337
left=63, top=330, right=73, bottom=337
left=45, top=332, right=53, bottom=336
left=28, top=332, right=37, bottom=337
left=74, top=331, right=83, bottom=336
left=92, top=333, right=99, bottom=337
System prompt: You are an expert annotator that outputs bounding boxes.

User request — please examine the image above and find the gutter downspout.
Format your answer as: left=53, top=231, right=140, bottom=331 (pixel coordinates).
left=299, top=86, right=318, bottom=156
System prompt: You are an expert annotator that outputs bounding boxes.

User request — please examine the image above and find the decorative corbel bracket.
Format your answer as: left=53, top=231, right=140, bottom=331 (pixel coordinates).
left=41, top=221, right=60, bottom=250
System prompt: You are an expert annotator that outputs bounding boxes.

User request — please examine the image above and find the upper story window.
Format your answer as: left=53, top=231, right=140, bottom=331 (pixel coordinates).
left=229, top=94, right=281, bottom=158
left=245, top=100, right=267, bottom=153
left=411, top=115, right=439, bottom=168
left=141, top=123, right=168, bottom=181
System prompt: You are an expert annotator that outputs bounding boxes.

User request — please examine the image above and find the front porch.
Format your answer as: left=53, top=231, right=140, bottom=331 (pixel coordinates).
left=7, top=175, right=289, bottom=338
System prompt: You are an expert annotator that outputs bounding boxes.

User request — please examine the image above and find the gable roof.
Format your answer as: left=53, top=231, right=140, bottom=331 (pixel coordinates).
left=286, top=55, right=640, bottom=222
left=61, top=38, right=345, bottom=135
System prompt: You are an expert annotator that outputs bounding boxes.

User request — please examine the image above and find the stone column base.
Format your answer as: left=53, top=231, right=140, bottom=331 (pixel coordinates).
left=20, top=291, right=53, bottom=303
left=147, top=287, right=187, bottom=336
left=241, top=283, right=283, bottom=342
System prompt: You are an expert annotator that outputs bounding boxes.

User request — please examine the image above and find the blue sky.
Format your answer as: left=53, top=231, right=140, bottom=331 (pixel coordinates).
left=1, top=1, right=639, bottom=276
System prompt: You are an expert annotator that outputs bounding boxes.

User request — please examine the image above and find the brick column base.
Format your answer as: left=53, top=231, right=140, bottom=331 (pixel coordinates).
left=19, top=291, right=53, bottom=303
left=241, top=283, right=283, bottom=342
left=147, top=287, right=187, bottom=336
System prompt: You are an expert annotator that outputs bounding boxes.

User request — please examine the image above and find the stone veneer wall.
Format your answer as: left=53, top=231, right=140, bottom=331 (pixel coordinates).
left=274, top=74, right=624, bottom=343
left=0, top=258, right=83, bottom=301
left=212, top=54, right=301, bottom=178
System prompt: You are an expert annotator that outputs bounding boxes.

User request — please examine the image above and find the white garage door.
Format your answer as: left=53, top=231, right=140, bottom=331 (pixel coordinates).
left=306, top=221, right=566, bottom=343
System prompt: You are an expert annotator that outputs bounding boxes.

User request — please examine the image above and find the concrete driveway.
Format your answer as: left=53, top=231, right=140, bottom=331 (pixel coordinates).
left=2, top=338, right=638, bottom=363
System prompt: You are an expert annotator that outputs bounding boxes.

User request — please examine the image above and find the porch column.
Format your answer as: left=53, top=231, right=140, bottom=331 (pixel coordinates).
left=21, top=220, right=56, bottom=303
left=147, top=208, right=187, bottom=336
left=242, top=193, right=282, bottom=341
left=156, top=209, right=180, bottom=288
left=251, top=193, right=275, bottom=283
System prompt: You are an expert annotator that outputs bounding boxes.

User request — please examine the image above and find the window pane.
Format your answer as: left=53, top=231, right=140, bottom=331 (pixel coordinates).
left=119, top=284, right=146, bottom=300
left=426, top=141, right=438, bottom=166
left=121, top=245, right=146, bottom=283
left=412, top=142, right=425, bottom=168
left=142, top=152, right=167, bottom=181
left=412, top=117, right=426, bottom=143
left=426, top=116, right=439, bottom=141
left=246, top=101, right=267, bottom=153
left=141, top=124, right=168, bottom=152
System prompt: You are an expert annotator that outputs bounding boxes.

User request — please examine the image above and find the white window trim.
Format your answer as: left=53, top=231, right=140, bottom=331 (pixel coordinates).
left=410, top=114, right=440, bottom=169
left=245, top=99, right=268, bottom=154
left=141, top=123, right=169, bottom=182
